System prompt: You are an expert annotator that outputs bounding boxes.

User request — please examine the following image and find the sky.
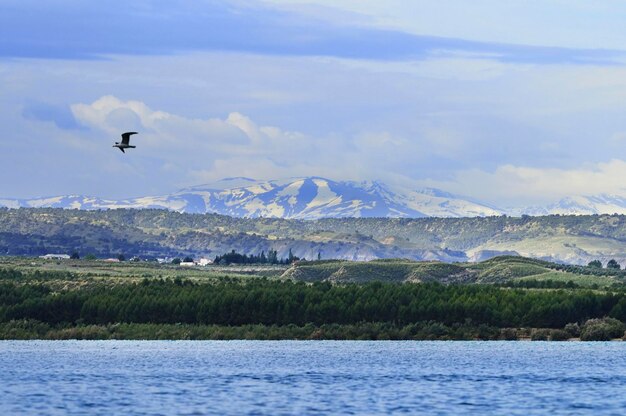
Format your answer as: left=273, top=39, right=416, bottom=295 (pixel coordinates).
left=1, top=0, right=626, bottom=206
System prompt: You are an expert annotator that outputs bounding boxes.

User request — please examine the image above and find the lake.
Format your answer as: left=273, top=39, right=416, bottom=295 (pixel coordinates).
left=1, top=341, right=625, bottom=415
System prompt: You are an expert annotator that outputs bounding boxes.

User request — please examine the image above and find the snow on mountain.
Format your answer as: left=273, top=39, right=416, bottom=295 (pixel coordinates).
left=173, top=177, right=503, bottom=218
left=514, top=194, right=626, bottom=216
left=0, top=177, right=504, bottom=219
left=5, top=178, right=625, bottom=218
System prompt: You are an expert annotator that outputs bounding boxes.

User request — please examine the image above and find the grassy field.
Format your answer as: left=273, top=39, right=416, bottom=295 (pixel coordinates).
left=0, top=255, right=623, bottom=289
left=0, top=256, right=287, bottom=290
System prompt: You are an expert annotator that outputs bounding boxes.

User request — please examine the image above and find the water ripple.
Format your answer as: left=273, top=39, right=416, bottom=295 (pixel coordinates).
left=1, top=341, right=625, bottom=415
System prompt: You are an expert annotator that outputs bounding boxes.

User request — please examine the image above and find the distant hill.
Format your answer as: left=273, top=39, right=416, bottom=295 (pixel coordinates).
left=0, top=208, right=625, bottom=266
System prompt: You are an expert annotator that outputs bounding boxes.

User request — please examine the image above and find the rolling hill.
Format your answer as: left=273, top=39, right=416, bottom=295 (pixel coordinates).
left=281, top=256, right=624, bottom=287
left=0, top=208, right=625, bottom=265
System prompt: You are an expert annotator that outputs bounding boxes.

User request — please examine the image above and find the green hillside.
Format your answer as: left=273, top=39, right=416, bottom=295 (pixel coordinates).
left=282, top=256, right=623, bottom=287
left=283, top=259, right=473, bottom=284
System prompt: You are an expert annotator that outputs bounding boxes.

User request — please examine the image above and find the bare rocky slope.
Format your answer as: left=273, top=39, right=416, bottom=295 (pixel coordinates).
left=0, top=208, right=625, bottom=265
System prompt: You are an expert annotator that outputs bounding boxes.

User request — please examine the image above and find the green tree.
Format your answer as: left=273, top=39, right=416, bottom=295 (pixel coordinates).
left=588, top=260, right=602, bottom=268
left=607, top=259, right=621, bottom=270
left=84, top=254, right=97, bottom=260
left=70, top=252, right=80, bottom=260
left=267, top=250, right=278, bottom=264
left=171, top=258, right=181, bottom=265
left=183, top=256, right=194, bottom=263
left=117, top=254, right=126, bottom=262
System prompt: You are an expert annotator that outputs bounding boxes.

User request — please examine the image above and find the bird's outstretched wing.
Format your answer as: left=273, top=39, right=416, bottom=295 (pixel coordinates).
left=119, top=147, right=125, bottom=153
left=120, top=132, right=138, bottom=145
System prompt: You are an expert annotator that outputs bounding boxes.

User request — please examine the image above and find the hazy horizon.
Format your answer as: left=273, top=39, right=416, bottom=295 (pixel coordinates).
left=2, top=1, right=626, bottom=206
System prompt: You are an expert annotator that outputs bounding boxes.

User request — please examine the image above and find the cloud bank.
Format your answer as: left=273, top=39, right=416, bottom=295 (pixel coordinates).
left=1, top=0, right=624, bottom=65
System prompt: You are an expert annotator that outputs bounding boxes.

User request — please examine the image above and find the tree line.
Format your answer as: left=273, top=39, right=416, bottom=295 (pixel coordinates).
left=2, top=279, right=626, bottom=329
left=551, top=261, right=626, bottom=277
left=213, top=249, right=300, bottom=265
left=588, top=259, right=622, bottom=270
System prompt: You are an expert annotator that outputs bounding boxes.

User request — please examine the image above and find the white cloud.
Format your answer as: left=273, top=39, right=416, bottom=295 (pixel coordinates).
left=423, top=159, right=626, bottom=205
left=67, top=95, right=435, bottom=190
left=3, top=48, right=626, bottom=204
left=69, top=95, right=346, bottom=185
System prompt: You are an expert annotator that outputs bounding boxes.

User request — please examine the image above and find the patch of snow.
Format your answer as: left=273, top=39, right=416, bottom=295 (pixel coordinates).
left=27, top=196, right=64, bottom=208
left=305, top=179, right=342, bottom=210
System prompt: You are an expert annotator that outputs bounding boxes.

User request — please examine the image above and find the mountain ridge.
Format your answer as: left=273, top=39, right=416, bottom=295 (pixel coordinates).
left=2, top=177, right=626, bottom=218
left=0, top=177, right=502, bottom=219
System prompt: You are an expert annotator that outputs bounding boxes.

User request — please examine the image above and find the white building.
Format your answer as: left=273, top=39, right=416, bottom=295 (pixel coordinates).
left=39, top=254, right=70, bottom=260
left=198, top=258, right=213, bottom=266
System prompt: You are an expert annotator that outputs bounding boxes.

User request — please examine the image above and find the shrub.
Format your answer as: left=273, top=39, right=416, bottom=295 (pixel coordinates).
left=476, top=324, right=499, bottom=340
left=500, top=328, right=518, bottom=340
left=564, top=322, right=581, bottom=337
left=419, top=322, right=450, bottom=340
left=549, top=329, right=570, bottom=341
left=580, top=318, right=625, bottom=341
left=531, top=328, right=551, bottom=341
left=0, top=319, right=51, bottom=339
left=580, top=325, right=611, bottom=341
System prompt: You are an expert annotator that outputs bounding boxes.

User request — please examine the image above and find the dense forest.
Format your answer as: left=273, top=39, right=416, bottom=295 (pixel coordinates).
left=2, top=279, right=626, bottom=329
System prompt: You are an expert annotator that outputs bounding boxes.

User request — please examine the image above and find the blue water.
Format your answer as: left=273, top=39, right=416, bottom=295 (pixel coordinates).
left=1, top=341, right=625, bottom=415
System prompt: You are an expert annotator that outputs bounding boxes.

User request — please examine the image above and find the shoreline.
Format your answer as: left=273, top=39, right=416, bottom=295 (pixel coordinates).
left=2, top=321, right=623, bottom=341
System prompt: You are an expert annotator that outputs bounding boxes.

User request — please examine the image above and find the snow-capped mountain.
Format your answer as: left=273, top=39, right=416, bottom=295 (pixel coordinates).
left=514, top=194, right=626, bottom=216
left=0, top=177, right=503, bottom=219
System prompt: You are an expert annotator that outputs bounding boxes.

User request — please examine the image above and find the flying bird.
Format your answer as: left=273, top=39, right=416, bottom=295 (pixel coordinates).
left=113, top=132, right=138, bottom=153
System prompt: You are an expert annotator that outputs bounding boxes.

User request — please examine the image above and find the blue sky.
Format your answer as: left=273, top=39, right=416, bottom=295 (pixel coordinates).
left=1, top=0, right=626, bottom=205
